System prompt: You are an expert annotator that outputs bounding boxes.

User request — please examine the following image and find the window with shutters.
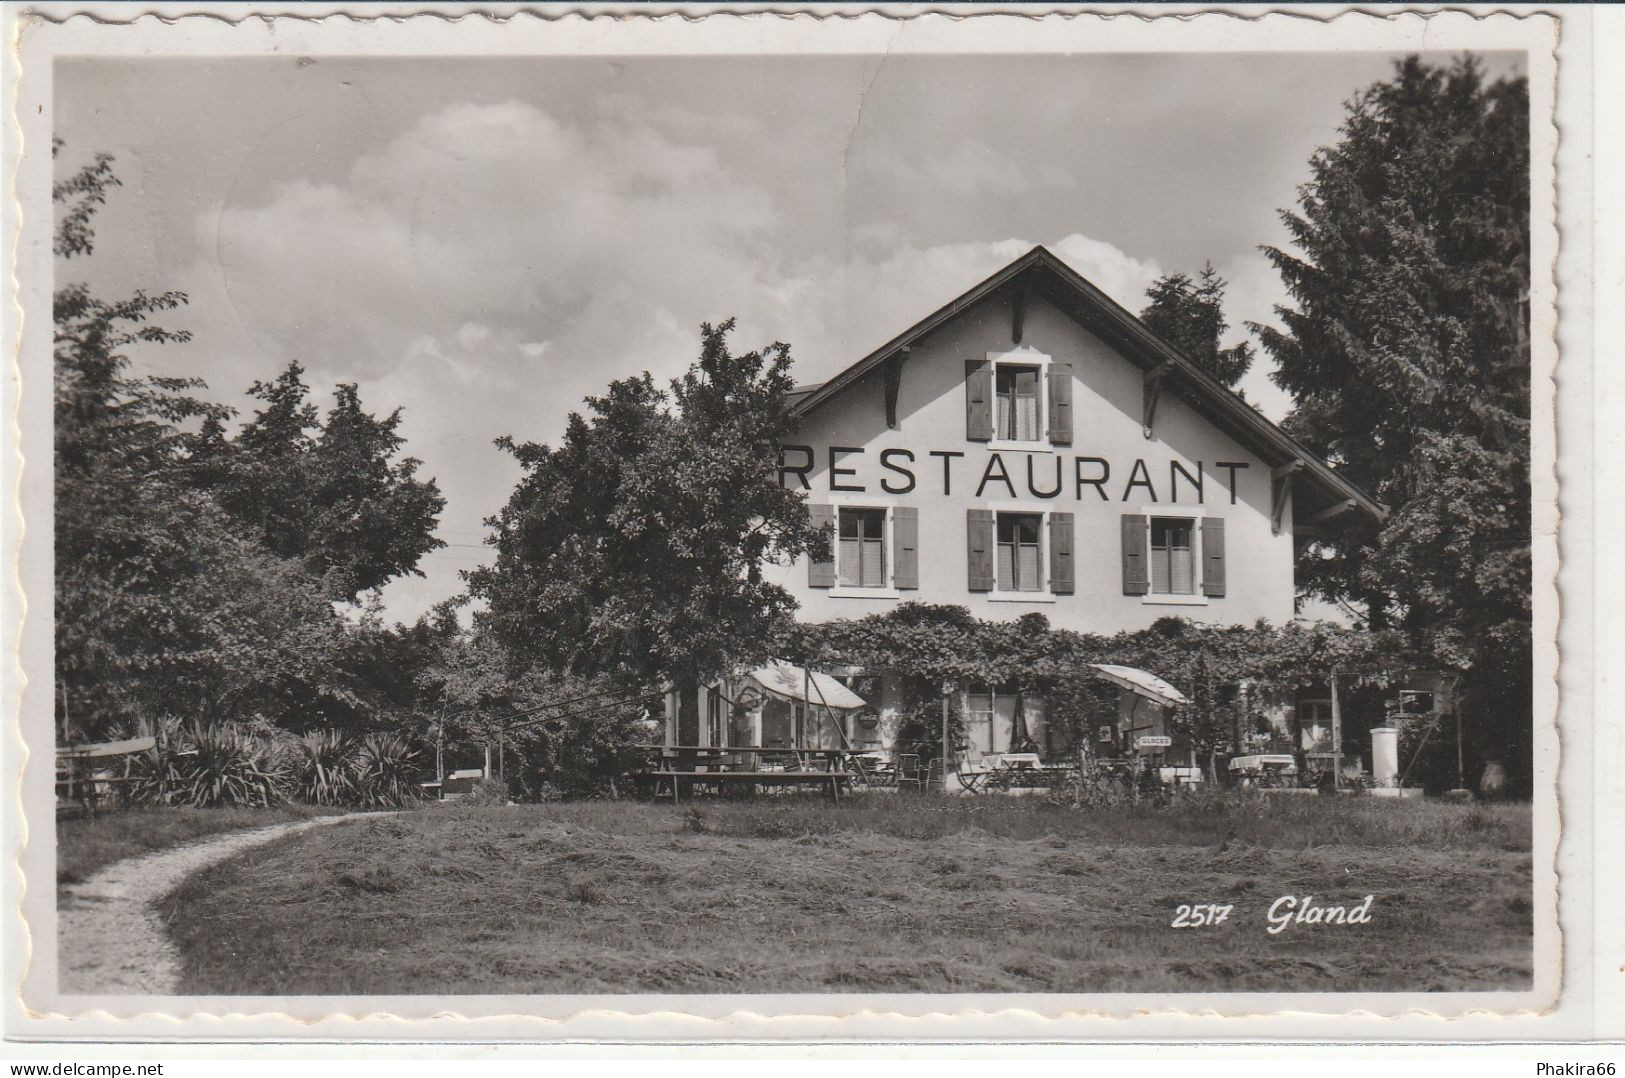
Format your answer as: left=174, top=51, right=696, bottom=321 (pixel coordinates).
left=969, top=350, right=1072, bottom=448
left=1149, top=517, right=1196, bottom=595
left=837, top=507, right=887, bottom=588
left=995, top=365, right=1042, bottom=441
left=971, top=507, right=1070, bottom=599
left=1123, top=511, right=1226, bottom=604
left=996, top=512, right=1043, bottom=592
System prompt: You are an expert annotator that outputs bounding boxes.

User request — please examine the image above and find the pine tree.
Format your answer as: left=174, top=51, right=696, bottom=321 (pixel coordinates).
left=1139, top=264, right=1255, bottom=389
left=207, top=363, right=447, bottom=600
left=1254, top=55, right=1531, bottom=788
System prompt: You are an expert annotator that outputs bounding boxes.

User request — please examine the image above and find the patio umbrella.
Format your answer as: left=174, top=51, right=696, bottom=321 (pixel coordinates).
left=1088, top=664, right=1189, bottom=709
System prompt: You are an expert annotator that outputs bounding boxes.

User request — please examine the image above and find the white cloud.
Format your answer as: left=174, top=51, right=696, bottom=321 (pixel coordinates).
left=870, top=138, right=1059, bottom=198
left=189, top=99, right=1177, bottom=623
left=1215, top=250, right=1296, bottom=422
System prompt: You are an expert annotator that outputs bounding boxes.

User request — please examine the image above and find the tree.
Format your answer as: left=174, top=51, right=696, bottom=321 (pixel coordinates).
left=468, top=320, right=827, bottom=749
left=207, top=363, right=447, bottom=601
left=1139, top=264, right=1255, bottom=389
left=1252, top=55, right=1531, bottom=787
left=53, top=146, right=357, bottom=739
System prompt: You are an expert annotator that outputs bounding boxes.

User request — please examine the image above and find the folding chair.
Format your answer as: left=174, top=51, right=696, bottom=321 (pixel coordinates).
left=895, top=753, right=925, bottom=792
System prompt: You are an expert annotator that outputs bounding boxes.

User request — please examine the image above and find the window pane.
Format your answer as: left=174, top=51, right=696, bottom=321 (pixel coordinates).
left=995, top=366, right=1041, bottom=441
left=1149, top=518, right=1194, bottom=594
left=861, top=536, right=884, bottom=588
left=997, top=539, right=1015, bottom=591
left=839, top=537, right=860, bottom=587
left=1017, top=538, right=1040, bottom=591
left=860, top=509, right=884, bottom=540
left=1170, top=536, right=1194, bottom=593
left=839, top=510, right=858, bottom=539
left=1150, top=538, right=1170, bottom=593
left=1013, top=369, right=1040, bottom=440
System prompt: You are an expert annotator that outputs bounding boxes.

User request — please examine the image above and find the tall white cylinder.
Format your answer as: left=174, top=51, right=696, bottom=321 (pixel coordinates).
left=1371, top=727, right=1399, bottom=787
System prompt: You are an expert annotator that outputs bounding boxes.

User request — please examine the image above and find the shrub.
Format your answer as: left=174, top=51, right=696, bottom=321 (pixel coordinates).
left=350, top=733, right=422, bottom=808
left=292, top=731, right=356, bottom=806
left=461, top=775, right=511, bottom=806
left=161, top=722, right=288, bottom=807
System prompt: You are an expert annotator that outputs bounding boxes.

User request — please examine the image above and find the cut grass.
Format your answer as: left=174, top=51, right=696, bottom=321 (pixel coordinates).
left=56, top=804, right=346, bottom=887
left=163, top=793, right=1533, bottom=995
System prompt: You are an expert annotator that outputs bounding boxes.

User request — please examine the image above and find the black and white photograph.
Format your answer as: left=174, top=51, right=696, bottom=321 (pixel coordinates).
left=5, top=5, right=1587, bottom=1042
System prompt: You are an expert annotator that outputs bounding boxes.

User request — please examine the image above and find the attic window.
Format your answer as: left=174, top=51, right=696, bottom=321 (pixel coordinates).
left=995, top=365, right=1042, bottom=441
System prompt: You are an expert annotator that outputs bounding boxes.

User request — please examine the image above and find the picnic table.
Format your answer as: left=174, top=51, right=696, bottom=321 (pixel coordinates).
left=629, top=745, right=858, bottom=803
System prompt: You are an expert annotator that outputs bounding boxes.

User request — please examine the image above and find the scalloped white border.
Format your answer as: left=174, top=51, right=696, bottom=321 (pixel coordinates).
left=1, top=2, right=1578, bottom=1042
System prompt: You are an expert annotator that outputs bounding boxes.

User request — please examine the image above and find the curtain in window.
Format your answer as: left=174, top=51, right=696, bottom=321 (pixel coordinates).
left=1013, top=368, right=1040, bottom=440
left=995, top=366, right=1041, bottom=441
left=838, top=509, right=886, bottom=587
left=998, top=514, right=1042, bottom=591
left=966, top=692, right=994, bottom=756
left=1017, top=535, right=1040, bottom=590
left=859, top=535, right=884, bottom=587
left=1151, top=519, right=1195, bottom=595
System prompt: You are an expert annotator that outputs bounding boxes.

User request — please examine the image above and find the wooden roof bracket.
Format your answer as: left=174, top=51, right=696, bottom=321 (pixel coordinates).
left=1142, top=361, right=1176, bottom=439
left=1308, top=498, right=1358, bottom=526
left=1010, top=273, right=1030, bottom=346
left=883, top=347, right=910, bottom=430
left=1270, top=460, right=1303, bottom=535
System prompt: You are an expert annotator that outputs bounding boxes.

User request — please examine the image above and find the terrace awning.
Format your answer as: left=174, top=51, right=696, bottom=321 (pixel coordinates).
left=1088, top=664, right=1189, bottom=709
left=747, top=663, right=867, bottom=711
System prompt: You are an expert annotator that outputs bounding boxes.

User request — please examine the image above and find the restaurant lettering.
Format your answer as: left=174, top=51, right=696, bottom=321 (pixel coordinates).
left=778, top=444, right=1251, bottom=505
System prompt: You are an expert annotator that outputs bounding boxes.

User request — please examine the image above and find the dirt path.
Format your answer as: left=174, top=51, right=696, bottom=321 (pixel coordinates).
left=57, top=814, right=365, bottom=995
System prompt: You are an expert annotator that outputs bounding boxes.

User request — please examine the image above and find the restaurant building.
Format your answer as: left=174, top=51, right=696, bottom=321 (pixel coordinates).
left=671, top=246, right=1384, bottom=769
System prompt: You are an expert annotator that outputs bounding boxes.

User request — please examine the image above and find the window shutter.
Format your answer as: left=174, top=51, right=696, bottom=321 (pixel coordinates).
left=1201, top=517, right=1226, bottom=597
left=808, top=504, right=836, bottom=588
left=1121, top=514, right=1150, bottom=595
left=1047, top=362, right=1073, bottom=446
left=967, top=509, right=995, bottom=592
left=893, top=507, right=919, bottom=590
left=1049, top=512, right=1074, bottom=594
left=965, top=360, right=994, bottom=441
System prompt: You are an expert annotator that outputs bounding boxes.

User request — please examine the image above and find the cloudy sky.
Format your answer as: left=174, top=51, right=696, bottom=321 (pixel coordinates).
left=55, top=50, right=1522, bottom=624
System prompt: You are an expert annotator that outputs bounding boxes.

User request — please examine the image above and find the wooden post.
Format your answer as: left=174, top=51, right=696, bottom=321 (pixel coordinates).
left=1454, top=676, right=1465, bottom=790
left=483, top=741, right=493, bottom=780
left=940, top=682, right=952, bottom=794
left=1329, top=672, right=1343, bottom=790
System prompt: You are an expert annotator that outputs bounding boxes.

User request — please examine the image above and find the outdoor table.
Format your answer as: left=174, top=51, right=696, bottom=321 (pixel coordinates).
left=631, top=746, right=858, bottom=803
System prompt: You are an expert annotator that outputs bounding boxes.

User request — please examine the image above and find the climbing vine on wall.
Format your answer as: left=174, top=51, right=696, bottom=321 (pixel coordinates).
left=780, top=602, right=1439, bottom=759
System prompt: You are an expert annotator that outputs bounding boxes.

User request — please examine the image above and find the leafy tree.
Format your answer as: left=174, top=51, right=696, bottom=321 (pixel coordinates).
left=207, top=363, right=447, bottom=601
left=469, top=320, right=827, bottom=749
left=53, top=145, right=434, bottom=742
left=1139, top=264, right=1255, bottom=389
left=1252, top=55, right=1531, bottom=787
left=53, top=146, right=361, bottom=739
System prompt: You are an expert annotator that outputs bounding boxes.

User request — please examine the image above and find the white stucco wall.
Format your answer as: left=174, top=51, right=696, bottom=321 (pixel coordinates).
left=764, top=290, right=1297, bottom=633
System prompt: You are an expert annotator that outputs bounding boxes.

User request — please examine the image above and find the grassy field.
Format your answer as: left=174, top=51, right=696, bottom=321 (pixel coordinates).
left=161, top=792, right=1532, bottom=995
left=57, top=804, right=347, bottom=886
